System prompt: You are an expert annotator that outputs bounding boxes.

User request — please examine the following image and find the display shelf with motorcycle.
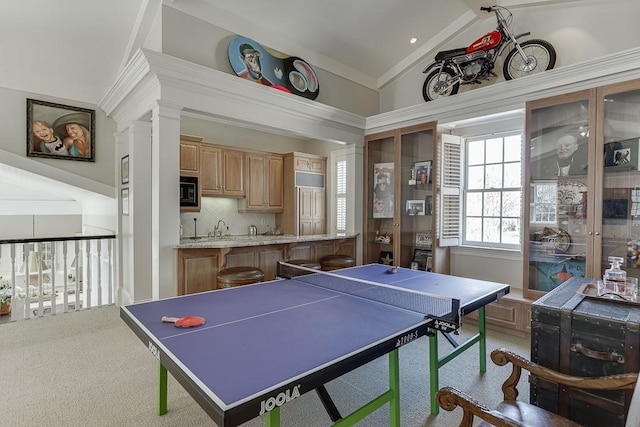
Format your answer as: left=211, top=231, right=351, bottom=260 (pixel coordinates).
left=422, top=5, right=556, bottom=102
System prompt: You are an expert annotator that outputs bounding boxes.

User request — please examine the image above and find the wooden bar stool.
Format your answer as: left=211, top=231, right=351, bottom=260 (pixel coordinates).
left=319, top=254, right=356, bottom=271
left=217, top=266, right=265, bottom=288
left=280, top=259, right=321, bottom=278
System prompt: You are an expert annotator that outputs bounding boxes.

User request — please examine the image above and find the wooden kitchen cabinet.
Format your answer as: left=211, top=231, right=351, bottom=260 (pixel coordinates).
left=179, top=140, right=200, bottom=176
left=176, top=248, right=221, bottom=295
left=176, top=236, right=357, bottom=294
left=238, top=153, right=283, bottom=212
left=299, top=187, right=325, bottom=235
left=277, top=152, right=327, bottom=235
left=200, top=144, right=245, bottom=197
left=293, top=153, right=326, bottom=173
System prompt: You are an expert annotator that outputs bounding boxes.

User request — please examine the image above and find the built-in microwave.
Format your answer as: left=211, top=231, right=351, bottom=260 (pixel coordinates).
left=180, top=176, right=199, bottom=207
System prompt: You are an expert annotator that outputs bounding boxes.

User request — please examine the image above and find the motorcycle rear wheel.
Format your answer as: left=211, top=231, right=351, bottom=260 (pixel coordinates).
left=503, top=39, right=556, bottom=80
left=422, top=68, right=459, bottom=102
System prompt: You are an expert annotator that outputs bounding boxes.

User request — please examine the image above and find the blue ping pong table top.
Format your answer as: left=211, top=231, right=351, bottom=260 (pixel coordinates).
left=333, top=263, right=510, bottom=314
left=121, top=264, right=509, bottom=426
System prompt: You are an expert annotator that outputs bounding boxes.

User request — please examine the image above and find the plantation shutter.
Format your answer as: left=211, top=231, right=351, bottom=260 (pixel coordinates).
left=336, top=159, right=347, bottom=232
left=439, top=133, right=463, bottom=246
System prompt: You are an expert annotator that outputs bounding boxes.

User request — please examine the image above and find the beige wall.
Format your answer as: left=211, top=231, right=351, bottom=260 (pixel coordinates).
left=380, top=0, right=640, bottom=112
left=160, top=6, right=380, bottom=117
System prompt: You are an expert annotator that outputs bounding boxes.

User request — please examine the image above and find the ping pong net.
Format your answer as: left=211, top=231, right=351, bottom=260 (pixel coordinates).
left=276, top=262, right=461, bottom=333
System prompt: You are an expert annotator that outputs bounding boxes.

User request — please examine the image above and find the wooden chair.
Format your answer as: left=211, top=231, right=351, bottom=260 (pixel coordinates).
left=436, top=348, right=640, bottom=427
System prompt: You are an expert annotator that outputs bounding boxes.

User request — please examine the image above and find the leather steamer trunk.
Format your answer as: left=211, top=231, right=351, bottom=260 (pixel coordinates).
left=531, top=277, right=640, bottom=426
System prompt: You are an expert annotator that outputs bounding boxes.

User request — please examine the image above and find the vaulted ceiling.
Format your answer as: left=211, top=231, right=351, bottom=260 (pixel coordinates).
left=0, top=0, right=579, bottom=105
left=0, top=0, right=581, bottom=202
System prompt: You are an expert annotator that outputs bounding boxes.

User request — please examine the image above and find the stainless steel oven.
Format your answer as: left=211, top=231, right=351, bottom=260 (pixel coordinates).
left=180, top=176, right=199, bottom=207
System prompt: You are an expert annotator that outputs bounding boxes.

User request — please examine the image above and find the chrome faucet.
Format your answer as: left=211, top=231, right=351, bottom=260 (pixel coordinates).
left=213, top=219, right=227, bottom=238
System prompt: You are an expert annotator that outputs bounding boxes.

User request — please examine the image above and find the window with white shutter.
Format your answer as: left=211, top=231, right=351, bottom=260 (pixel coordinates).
left=440, top=134, right=463, bottom=246
left=336, top=159, right=347, bottom=232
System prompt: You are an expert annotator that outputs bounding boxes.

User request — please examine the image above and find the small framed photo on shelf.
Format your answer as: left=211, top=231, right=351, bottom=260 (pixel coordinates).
left=406, top=199, right=425, bottom=216
left=379, top=251, right=394, bottom=265
left=412, top=248, right=431, bottom=271
left=415, top=231, right=432, bottom=247
left=604, top=138, right=639, bottom=170
left=413, top=160, right=432, bottom=185
left=425, top=195, right=433, bottom=215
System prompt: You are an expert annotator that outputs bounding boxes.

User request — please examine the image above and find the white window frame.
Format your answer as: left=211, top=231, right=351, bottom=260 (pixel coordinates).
left=462, top=132, right=523, bottom=250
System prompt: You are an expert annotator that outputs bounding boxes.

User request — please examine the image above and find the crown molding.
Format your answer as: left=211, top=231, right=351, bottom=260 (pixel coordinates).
left=100, top=48, right=367, bottom=145
left=367, top=47, right=640, bottom=134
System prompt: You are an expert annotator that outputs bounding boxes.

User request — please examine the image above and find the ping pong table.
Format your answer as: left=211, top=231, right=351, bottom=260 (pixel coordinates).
left=120, top=263, right=509, bottom=426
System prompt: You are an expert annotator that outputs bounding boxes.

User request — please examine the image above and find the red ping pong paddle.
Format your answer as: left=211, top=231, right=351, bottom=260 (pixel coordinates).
left=161, top=315, right=205, bottom=328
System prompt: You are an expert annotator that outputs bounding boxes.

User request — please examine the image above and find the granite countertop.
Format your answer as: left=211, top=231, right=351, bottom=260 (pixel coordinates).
left=175, top=233, right=358, bottom=249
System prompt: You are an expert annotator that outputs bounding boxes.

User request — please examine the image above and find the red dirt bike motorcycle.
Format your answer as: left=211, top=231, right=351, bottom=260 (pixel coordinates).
left=422, top=5, right=556, bottom=102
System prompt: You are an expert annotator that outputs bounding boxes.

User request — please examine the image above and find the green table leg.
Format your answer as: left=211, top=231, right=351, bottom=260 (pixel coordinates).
left=428, top=331, right=439, bottom=415
left=158, top=362, right=168, bottom=415
left=479, top=306, right=487, bottom=373
left=264, top=406, right=280, bottom=427
left=389, top=349, right=400, bottom=427
left=332, top=348, right=400, bottom=427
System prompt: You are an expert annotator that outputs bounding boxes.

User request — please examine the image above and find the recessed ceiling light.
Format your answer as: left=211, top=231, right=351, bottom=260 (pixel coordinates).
left=410, top=37, right=417, bottom=44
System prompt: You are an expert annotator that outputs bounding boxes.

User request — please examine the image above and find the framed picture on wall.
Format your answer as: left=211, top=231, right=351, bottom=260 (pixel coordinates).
left=121, top=188, right=129, bottom=216
left=121, top=155, right=129, bottom=185
left=26, top=98, right=95, bottom=162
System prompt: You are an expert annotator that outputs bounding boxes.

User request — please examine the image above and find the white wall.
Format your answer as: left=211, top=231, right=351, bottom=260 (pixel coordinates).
left=0, top=86, right=116, bottom=188
left=160, top=5, right=380, bottom=117
left=380, top=0, right=640, bottom=112
left=0, top=215, right=82, bottom=239
left=0, top=86, right=117, bottom=241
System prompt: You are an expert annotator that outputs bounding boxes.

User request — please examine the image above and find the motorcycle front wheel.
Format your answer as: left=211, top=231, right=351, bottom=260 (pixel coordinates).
left=503, top=39, right=556, bottom=80
left=422, top=68, right=459, bottom=102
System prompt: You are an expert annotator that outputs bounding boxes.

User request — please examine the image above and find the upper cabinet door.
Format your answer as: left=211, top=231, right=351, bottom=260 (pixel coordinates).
left=524, top=90, right=596, bottom=300
left=363, top=122, right=443, bottom=271
left=180, top=141, right=200, bottom=175
left=597, top=79, right=640, bottom=284
left=524, top=79, right=640, bottom=299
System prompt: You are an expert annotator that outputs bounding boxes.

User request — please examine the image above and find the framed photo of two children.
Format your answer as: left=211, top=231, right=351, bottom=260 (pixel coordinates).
left=26, top=98, right=95, bottom=162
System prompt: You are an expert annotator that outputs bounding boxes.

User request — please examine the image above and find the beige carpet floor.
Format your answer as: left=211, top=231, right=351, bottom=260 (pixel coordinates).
left=1, top=305, right=530, bottom=426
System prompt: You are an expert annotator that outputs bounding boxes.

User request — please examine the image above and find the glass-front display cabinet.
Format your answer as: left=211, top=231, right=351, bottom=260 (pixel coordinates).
left=523, top=79, right=640, bottom=299
left=364, top=122, right=447, bottom=272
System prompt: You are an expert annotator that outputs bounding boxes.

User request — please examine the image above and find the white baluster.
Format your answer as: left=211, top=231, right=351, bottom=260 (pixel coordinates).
left=23, top=243, right=30, bottom=319
left=97, top=240, right=102, bottom=307
left=74, top=240, right=80, bottom=311
left=85, top=239, right=91, bottom=309
left=62, top=241, right=68, bottom=312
